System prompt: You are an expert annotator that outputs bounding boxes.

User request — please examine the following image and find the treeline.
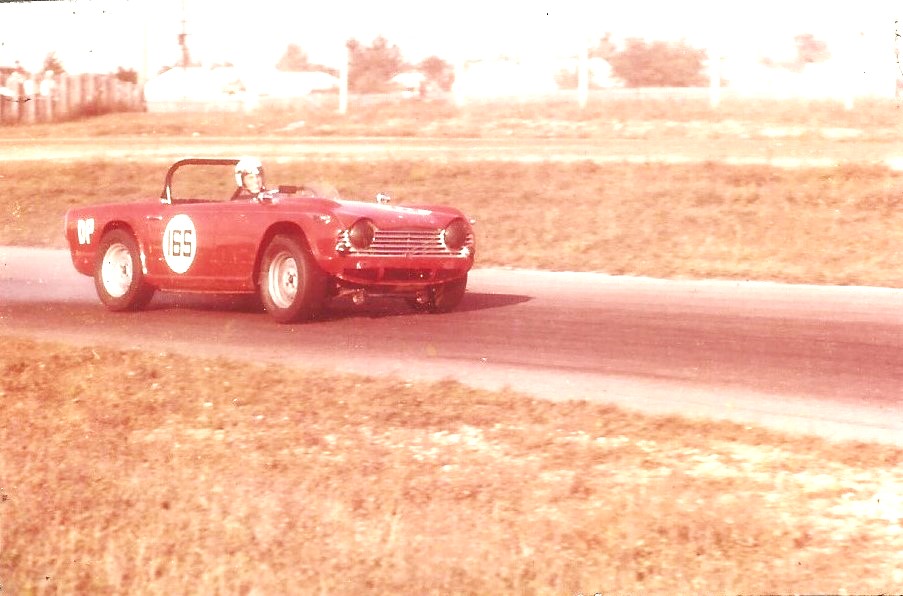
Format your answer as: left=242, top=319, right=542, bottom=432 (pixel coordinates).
left=275, top=36, right=713, bottom=93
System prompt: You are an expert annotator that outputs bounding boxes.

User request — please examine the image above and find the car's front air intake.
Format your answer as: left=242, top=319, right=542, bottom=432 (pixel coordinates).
left=337, top=229, right=472, bottom=257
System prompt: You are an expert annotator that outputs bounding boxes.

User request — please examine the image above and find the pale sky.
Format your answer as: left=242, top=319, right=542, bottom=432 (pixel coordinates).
left=0, top=0, right=898, bottom=78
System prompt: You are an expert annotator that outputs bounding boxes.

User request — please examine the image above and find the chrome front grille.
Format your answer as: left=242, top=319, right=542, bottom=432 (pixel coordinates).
left=337, top=229, right=473, bottom=257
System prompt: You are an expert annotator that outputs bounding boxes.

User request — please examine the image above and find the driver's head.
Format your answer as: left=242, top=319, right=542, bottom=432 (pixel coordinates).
left=235, top=157, right=264, bottom=194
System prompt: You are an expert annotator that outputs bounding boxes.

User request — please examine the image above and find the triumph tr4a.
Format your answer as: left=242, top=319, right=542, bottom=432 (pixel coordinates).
left=64, top=157, right=476, bottom=323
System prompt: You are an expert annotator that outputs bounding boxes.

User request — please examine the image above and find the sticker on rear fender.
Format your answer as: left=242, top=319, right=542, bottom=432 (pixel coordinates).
left=163, top=214, right=197, bottom=274
left=77, top=218, right=95, bottom=245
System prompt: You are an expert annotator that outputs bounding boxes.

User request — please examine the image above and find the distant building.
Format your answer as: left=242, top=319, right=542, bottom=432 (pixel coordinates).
left=243, top=70, right=339, bottom=98
left=722, top=54, right=896, bottom=100
left=390, top=72, right=426, bottom=97
left=144, top=66, right=339, bottom=113
left=144, top=66, right=248, bottom=112
left=453, top=58, right=559, bottom=100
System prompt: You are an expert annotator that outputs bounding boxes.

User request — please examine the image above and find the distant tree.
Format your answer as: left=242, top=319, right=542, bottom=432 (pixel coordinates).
left=42, top=52, right=65, bottom=75
left=277, top=44, right=311, bottom=71
left=418, top=55, right=454, bottom=91
left=114, top=67, right=138, bottom=84
left=794, top=34, right=830, bottom=65
left=589, top=33, right=618, bottom=61
left=762, top=33, right=831, bottom=72
left=346, top=36, right=407, bottom=93
left=276, top=44, right=338, bottom=76
left=607, top=38, right=707, bottom=87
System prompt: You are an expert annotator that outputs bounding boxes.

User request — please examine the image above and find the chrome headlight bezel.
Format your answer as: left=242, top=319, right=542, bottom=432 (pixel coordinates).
left=441, top=219, right=471, bottom=252
left=347, top=218, right=376, bottom=250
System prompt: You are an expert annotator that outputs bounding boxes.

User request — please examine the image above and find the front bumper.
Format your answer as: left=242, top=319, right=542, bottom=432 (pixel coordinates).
left=330, top=254, right=473, bottom=288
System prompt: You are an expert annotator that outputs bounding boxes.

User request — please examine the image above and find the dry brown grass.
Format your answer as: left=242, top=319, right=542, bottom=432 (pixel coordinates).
left=2, top=95, right=901, bottom=140
left=1, top=336, right=901, bottom=594
left=4, top=159, right=903, bottom=287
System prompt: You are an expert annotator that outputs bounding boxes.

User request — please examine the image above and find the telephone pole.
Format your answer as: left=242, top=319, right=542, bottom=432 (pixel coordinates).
left=178, top=0, right=192, bottom=67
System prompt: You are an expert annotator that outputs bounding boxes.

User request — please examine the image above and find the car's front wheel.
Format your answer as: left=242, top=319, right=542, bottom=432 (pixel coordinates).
left=93, top=229, right=155, bottom=311
left=258, top=234, right=326, bottom=323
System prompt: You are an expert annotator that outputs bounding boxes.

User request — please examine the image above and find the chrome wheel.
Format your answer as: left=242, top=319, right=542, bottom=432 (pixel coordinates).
left=93, top=230, right=155, bottom=311
left=258, top=235, right=326, bottom=323
left=267, top=251, right=299, bottom=309
left=100, top=242, right=133, bottom=298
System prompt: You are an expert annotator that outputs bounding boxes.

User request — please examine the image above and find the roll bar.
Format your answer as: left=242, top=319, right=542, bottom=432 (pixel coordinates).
left=160, top=158, right=240, bottom=204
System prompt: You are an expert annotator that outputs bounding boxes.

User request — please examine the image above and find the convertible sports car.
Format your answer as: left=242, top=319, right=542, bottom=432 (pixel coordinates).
left=64, top=158, right=476, bottom=323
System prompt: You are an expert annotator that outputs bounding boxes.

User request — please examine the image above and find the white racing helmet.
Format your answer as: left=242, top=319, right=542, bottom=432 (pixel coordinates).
left=234, top=156, right=264, bottom=188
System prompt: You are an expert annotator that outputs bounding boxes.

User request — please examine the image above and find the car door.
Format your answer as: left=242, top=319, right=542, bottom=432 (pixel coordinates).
left=206, top=199, right=265, bottom=291
left=142, top=202, right=234, bottom=292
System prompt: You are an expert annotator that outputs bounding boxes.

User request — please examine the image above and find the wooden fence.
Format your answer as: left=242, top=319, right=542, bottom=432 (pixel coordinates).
left=0, top=73, right=143, bottom=125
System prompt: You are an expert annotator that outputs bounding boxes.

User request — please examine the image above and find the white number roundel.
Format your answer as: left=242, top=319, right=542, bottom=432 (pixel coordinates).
left=163, top=214, right=197, bottom=274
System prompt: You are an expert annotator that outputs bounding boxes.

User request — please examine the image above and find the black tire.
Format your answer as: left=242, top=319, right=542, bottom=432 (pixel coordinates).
left=93, top=229, right=155, bottom=311
left=408, top=274, right=468, bottom=314
left=258, top=234, right=326, bottom=323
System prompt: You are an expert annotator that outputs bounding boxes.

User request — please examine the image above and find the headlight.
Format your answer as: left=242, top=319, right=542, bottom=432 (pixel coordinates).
left=348, top=219, right=376, bottom=250
left=442, top=219, right=470, bottom=251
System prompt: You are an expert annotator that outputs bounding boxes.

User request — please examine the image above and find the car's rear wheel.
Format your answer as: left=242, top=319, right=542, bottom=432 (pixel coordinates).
left=408, top=274, right=468, bottom=314
left=94, top=229, right=155, bottom=311
left=258, top=234, right=326, bottom=323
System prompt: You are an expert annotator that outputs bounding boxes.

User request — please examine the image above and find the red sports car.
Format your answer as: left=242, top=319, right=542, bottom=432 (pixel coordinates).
left=64, top=158, right=476, bottom=322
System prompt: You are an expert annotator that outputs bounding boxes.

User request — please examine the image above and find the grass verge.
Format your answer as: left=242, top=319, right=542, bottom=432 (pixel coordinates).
left=2, top=96, right=901, bottom=139
left=1, top=336, right=901, bottom=593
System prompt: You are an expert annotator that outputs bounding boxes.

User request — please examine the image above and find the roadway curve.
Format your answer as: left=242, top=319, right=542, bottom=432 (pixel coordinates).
left=2, top=246, right=902, bottom=445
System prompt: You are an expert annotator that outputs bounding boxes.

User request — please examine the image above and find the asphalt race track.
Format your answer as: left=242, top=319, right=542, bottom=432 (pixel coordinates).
left=2, top=246, right=901, bottom=445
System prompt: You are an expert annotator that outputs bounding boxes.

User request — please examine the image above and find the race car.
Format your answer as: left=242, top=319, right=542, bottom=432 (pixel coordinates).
left=64, top=157, right=475, bottom=323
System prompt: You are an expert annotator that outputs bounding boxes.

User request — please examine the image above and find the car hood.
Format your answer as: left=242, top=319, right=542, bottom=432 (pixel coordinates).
left=283, top=197, right=466, bottom=229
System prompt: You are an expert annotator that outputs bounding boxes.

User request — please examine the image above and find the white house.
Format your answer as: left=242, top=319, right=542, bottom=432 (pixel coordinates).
left=144, top=66, right=339, bottom=112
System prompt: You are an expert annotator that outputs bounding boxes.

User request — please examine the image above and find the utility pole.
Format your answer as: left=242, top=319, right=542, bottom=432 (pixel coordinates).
left=339, top=43, right=349, bottom=114
left=577, top=40, right=589, bottom=109
left=178, top=0, right=192, bottom=67
left=894, top=19, right=901, bottom=99
left=140, top=1, right=149, bottom=85
left=709, top=49, right=721, bottom=109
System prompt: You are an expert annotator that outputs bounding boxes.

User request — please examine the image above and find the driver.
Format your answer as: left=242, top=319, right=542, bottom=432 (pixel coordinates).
left=232, top=157, right=265, bottom=200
